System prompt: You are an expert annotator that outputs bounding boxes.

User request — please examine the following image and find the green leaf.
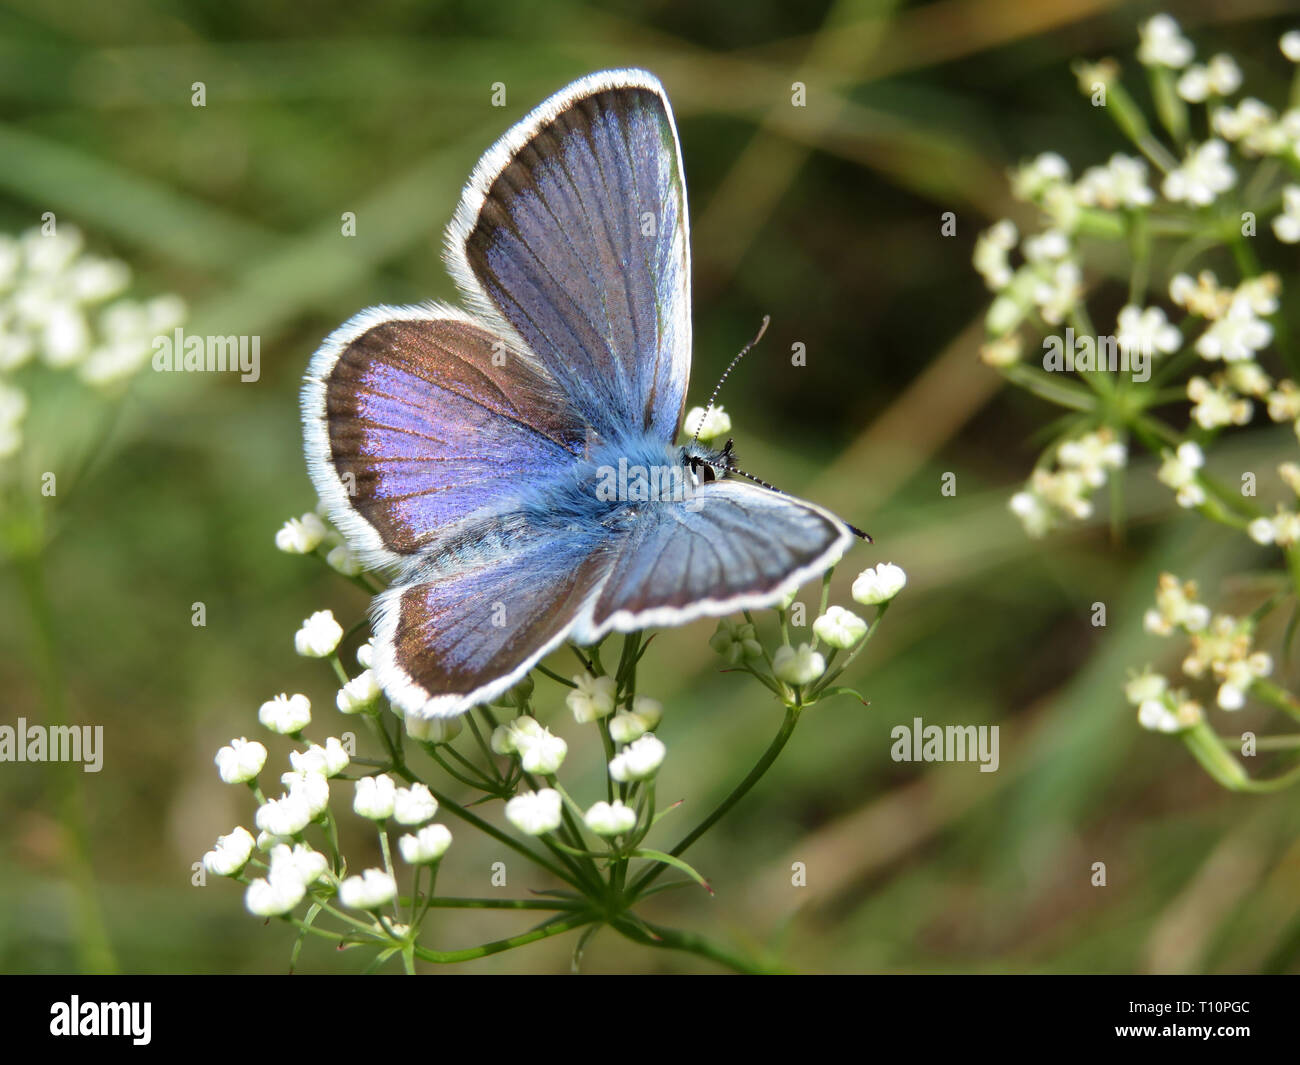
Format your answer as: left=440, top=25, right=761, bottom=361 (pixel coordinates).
left=631, top=849, right=712, bottom=894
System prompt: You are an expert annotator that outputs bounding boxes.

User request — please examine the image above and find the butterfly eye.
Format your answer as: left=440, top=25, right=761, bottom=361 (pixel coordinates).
left=700, top=465, right=717, bottom=483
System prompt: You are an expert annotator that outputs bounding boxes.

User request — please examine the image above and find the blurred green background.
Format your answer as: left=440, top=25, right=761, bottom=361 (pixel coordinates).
left=3, top=0, right=1300, bottom=974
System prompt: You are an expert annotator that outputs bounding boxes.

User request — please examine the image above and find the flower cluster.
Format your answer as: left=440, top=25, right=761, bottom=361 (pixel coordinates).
left=0, top=224, right=186, bottom=460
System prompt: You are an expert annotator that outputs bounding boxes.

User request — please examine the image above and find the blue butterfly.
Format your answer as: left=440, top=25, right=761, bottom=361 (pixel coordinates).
left=303, top=69, right=857, bottom=719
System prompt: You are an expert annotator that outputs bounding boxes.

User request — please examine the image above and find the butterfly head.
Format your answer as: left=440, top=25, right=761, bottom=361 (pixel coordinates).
left=682, top=437, right=735, bottom=486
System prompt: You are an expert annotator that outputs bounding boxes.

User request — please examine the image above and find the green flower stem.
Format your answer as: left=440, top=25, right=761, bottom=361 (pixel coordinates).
left=411, top=912, right=596, bottom=964
left=534, top=663, right=577, bottom=688
left=628, top=703, right=801, bottom=899
left=14, top=550, right=117, bottom=973
left=611, top=917, right=776, bottom=974
left=1251, top=679, right=1300, bottom=725
left=1000, top=363, right=1097, bottom=412
left=426, top=745, right=496, bottom=793
left=408, top=896, right=586, bottom=910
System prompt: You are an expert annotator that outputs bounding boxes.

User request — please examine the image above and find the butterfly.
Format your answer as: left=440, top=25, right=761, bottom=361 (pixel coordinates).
left=302, top=69, right=859, bottom=719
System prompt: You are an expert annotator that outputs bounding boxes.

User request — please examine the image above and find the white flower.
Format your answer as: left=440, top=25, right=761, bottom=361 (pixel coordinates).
left=1058, top=429, right=1127, bottom=488
left=1195, top=297, right=1272, bottom=362
left=1116, top=305, right=1181, bottom=359
left=1009, top=489, right=1052, bottom=537
left=405, top=713, right=462, bottom=743
left=505, top=788, right=564, bottom=835
left=517, top=729, right=568, bottom=775
left=1138, top=698, right=1181, bottom=733
left=356, top=640, right=374, bottom=668
left=709, top=618, right=763, bottom=664
left=326, top=544, right=361, bottom=576
left=338, top=869, right=397, bottom=910
left=1176, top=55, right=1241, bottom=102
left=1187, top=376, right=1251, bottom=429
left=1124, top=670, right=1168, bottom=706
left=215, top=737, right=267, bottom=783
left=255, top=791, right=313, bottom=837
left=852, top=562, right=908, bottom=605
left=1075, top=154, right=1155, bottom=209
left=353, top=774, right=397, bottom=820
left=630, top=695, right=662, bottom=730
left=1157, top=442, right=1206, bottom=507
left=1217, top=654, right=1271, bottom=710
left=399, top=823, right=452, bottom=864
left=1031, top=259, right=1083, bottom=325
left=336, top=669, right=381, bottom=714
left=267, top=843, right=329, bottom=888
left=973, top=220, right=1017, bottom=289
left=1162, top=140, right=1235, bottom=205
left=290, top=737, right=350, bottom=778
left=281, top=770, right=330, bottom=819
left=1249, top=508, right=1300, bottom=547
left=203, top=826, right=256, bottom=877
left=274, top=512, right=327, bottom=553
left=1138, top=14, right=1194, bottom=68
left=393, top=782, right=438, bottom=825
left=294, top=609, right=343, bottom=658
left=609, top=710, right=648, bottom=744
left=608, top=734, right=667, bottom=783
left=1144, top=573, right=1211, bottom=635
left=1281, top=31, right=1300, bottom=62
left=1022, top=229, right=1071, bottom=263
left=566, top=672, right=616, bottom=723
left=1211, top=98, right=1275, bottom=146
left=1273, top=185, right=1300, bottom=243
left=585, top=800, right=637, bottom=837
left=813, top=605, right=868, bottom=649
left=773, top=643, right=826, bottom=685
left=684, top=405, right=732, bottom=442
left=1011, top=153, right=1070, bottom=201
left=258, top=693, right=311, bottom=735
left=245, top=874, right=306, bottom=916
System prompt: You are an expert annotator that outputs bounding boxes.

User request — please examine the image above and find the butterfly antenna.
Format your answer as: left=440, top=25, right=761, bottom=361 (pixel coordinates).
left=691, top=315, right=771, bottom=446
left=721, top=460, right=873, bottom=543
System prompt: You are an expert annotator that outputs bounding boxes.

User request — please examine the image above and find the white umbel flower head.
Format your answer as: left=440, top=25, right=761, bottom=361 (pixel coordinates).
left=405, top=713, right=462, bottom=743
left=255, top=791, right=313, bottom=838
left=393, top=782, right=439, bottom=825
left=399, top=823, right=452, bottom=864
left=813, top=605, right=868, bottom=649
left=203, top=826, right=256, bottom=877
left=281, top=770, right=330, bottom=819
left=294, top=609, right=343, bottom=658
left=852, top=562, right=908, bottom=605
left=290, top=737, right=350, bottom=778
left=353, top=774, right=397, bottom=820
left=1124, top=670, right=1168, bottom=706
left=684, top=405, right=732, bottom=441
left=516, top=728, right=568, bottom=775
left=1156, top=442, right=1206, bottom=507
left=338, top=868, right=397, bottom=910
left=608, top=734, right=667, bottom=782
left=1116, top=305, right=1181, bottom=359
left=1176, top=55, right=1242, bottom=102
left=566, top=672, right=616, bottom=723
left=773, top=642, right=826, bottom=685
left=1138, top=14, right=1194, bottom=68
left=1162, top=140, right=1236, bottom=206
left=1272, top=186, right=1300, bottom=243
left=1195, top=296, right=1272, bottom=362
left=267, top=842, right=329, bottom=889
left=505, top=788, right=564, bottom=835
left=1281, top=30, right=1300, bottom=62
left=245, top=874, right=306, bottom=917
left=585, top=800, right=638, bottom=837
left=215, top=737, right=267, bottom=783
left=258, top=693, right=312, bottom=735
left=275, top=512, right=327, bottom=553
left=336, top=669, right=381, bottom=714
left=1075, top=154, right=1155, bottom=209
